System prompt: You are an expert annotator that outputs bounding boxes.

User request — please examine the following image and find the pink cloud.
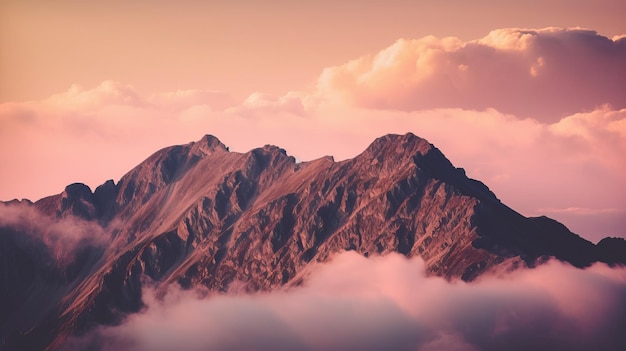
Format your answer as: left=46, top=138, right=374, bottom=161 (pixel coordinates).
left=1, top=90, right=625, bottom=240
left=45, top=81, right=146, bottom=111
left=227, top=91, right=308, bottom=117
left=66, top=252, right=626, bottom=351
left=316, top=28, right=626, bottom=121
left=43, top=81, right=234, bottom=113
left=148, top=89, right=234, bottom=112
left=0, top=83, right=234, bottom=203
left=1, top=28, right=625, bottom=242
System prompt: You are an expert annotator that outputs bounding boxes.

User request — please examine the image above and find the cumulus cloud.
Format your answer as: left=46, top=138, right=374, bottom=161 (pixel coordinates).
left=227, top=91, right=309, bottom=117
left=43, top=81, right=235, bottom=112
left=1, top=90, right=625, bottom=240
left=274, top=105, right=625, bottom=241
left=0, top=83, right=234, bottom=203
left=67, top=252, right=626, bottom=351
left=316, top=28, right=626, bottom=121
left=45, top=81, right=146, bottom=111
left=1, top=28, right=625, bottom=241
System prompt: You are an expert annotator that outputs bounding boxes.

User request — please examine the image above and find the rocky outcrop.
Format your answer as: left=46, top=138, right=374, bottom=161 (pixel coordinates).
left=1, top=133, right=624, bottom=350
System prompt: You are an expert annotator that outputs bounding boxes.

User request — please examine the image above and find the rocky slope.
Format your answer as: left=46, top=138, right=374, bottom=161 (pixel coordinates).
left=1, top=133, right=624, bottom=350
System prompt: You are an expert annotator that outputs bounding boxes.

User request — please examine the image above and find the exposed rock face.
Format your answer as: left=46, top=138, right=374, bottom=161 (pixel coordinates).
left=1, top=133, right=624, bottom=350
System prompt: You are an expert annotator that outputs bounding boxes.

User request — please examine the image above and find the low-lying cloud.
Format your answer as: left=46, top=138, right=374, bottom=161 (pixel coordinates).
left=0, top=202, right=110, bottom=268
left=68, top=252, right=626, bottom=351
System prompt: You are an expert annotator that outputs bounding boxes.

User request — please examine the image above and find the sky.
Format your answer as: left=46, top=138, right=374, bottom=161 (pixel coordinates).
left=1, top=0, right=626, bottom=242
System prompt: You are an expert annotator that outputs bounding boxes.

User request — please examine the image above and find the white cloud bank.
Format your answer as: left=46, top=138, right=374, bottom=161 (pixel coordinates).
left=66, top=252, right=626, bottom=351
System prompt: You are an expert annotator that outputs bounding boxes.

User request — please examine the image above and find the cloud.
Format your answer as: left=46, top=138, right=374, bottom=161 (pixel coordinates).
left=45, top=81, right=146, bottom=111
left=316, top=28, right=626, bottom=121
left=149, top=89, right=235, bottom=112
left=66, top=251, right=626, bottom=351
left=42, top=80, right=234, bottom=113
left=0, top=202, right=110, bottom=268
left=1, top=88, right=625, bottom=240
left=278, top=105, right=625, bottom=241
left=1, top=28, right=625, bottom=241
left=227, top=91, right=308, bottom=117
left=0, top=83, right=234, bottom=203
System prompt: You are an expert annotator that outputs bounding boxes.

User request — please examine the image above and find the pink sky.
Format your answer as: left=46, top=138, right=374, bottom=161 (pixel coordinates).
left=1, top=1, right=625, bottom=242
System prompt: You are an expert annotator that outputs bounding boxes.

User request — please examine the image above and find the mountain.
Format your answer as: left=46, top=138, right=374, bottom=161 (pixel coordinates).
left=1, top=133, right=625, bottom=350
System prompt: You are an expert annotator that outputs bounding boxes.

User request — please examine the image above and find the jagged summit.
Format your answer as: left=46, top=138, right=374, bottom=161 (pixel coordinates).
left=191, top=134, right=229, bottom=155
left=1, top=133, right=625, bottom=350
left=364, top=132, right=433, bottom=156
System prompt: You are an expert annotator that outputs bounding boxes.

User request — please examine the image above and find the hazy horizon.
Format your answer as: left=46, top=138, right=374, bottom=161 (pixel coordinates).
left=1, top=1, right=625, bottom=242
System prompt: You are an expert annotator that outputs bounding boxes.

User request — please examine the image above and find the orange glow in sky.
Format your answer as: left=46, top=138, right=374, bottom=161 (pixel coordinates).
left=1, top=0, right=625, bottom=241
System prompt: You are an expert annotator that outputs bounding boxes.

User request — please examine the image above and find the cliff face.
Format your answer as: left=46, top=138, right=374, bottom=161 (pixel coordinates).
left=1, top=133, right=624, bottom=350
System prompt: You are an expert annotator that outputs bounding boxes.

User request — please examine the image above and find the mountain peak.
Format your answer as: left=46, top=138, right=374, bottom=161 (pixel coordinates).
left=260, top=144, right=289, bottom=156
left=364, top=133, right=433, bottom=158
left=62, top=182, right=93, bottom=199
left=193, top=134, right=228, bottom=154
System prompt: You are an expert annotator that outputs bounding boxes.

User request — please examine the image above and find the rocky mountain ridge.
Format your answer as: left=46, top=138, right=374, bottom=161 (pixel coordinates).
left=1, top=133, right=625, bottom=350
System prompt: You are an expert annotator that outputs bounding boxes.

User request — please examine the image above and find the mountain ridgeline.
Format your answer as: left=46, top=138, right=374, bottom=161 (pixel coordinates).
left=1, top=133, right=625, bottom=350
